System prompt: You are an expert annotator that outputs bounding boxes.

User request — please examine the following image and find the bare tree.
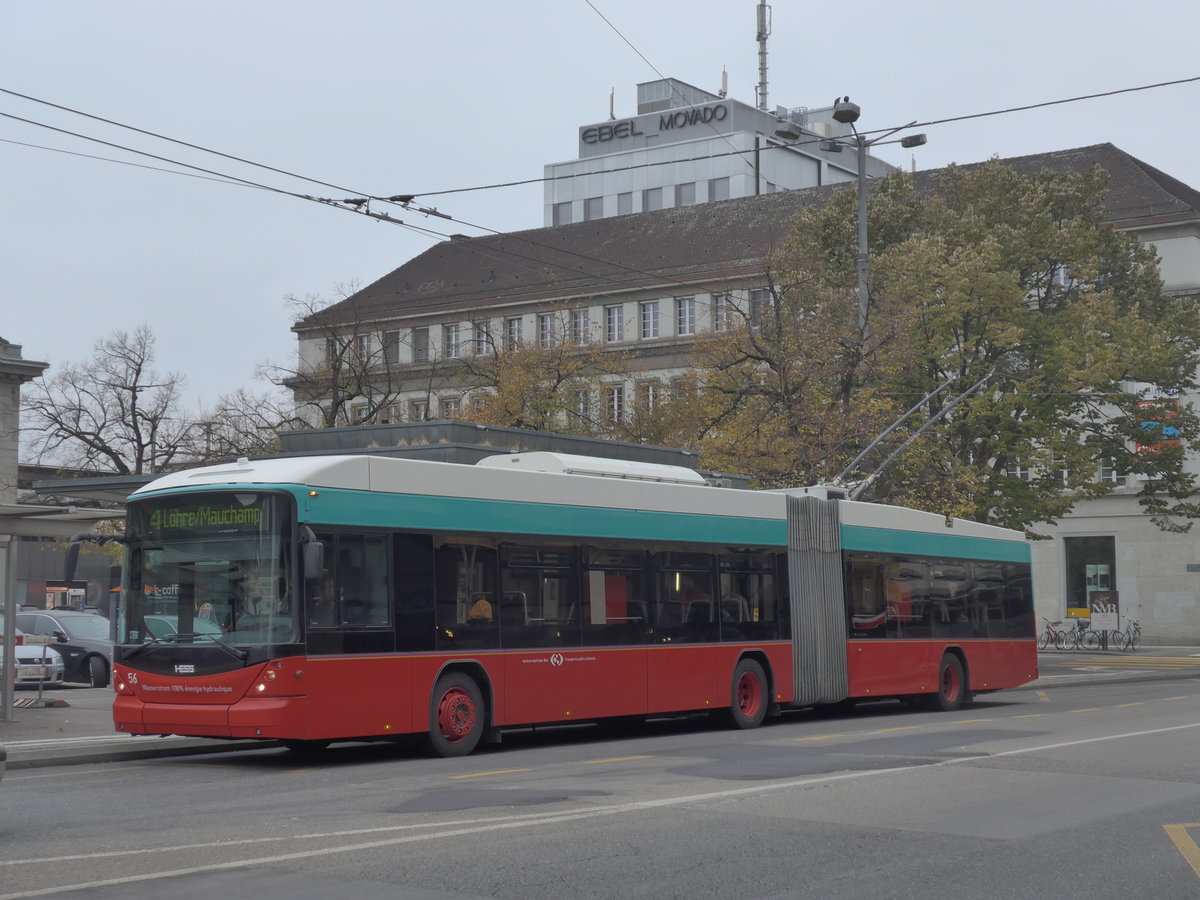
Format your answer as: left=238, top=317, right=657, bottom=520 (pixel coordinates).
left=260, top=287, right=421, bottom=428
left=22, top=325, right=194, bottom=475
left=195, top=387, right=309, bottom=463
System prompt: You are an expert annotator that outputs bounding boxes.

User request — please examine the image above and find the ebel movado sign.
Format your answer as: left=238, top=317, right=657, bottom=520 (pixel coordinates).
left=581, top=102, right=730, bottom=145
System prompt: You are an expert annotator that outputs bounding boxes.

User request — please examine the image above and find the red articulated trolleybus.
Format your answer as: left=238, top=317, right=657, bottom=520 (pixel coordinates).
left=104, top=452, right=1037, bottom=757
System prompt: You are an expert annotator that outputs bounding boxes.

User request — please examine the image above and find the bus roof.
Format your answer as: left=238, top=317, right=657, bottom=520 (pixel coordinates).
left=131, top=454, right=1027, bottom=548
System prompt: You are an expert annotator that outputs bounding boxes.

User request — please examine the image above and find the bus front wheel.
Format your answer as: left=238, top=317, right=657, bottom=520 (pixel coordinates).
left=426, top=671, right=485, bottom=757
left=928, top=654, right=966, bottom=712
left=726, top=658, right=768, bottom=729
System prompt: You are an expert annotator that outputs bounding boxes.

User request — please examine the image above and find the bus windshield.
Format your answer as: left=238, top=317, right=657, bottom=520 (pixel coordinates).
left=120, top=491, right=296, bottom=647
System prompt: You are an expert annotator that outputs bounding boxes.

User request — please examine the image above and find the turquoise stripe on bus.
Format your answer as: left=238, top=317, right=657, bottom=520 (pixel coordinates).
left=302, top=487, right=787, bottom=545
left=839, top=523, right=1030, bottom=563
left=138, top=483, right=1028, bottom=562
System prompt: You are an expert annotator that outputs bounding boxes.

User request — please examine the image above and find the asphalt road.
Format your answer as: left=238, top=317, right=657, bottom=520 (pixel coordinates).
left=3, top=668, right=1200, bottom=899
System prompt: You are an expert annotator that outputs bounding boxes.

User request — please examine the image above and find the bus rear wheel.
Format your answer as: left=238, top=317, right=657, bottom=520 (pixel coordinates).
left=426, top=671, right=485, bottom=757
left=928, top=654, right=966, bottom=712
left=726, top=658, right=768, bottom=729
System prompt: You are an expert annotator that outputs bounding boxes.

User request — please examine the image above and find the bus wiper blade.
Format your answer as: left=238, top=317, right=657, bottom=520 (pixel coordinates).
left=176, top=632, right=249, bottom=662
left=123, top=639, right=167, bottom=660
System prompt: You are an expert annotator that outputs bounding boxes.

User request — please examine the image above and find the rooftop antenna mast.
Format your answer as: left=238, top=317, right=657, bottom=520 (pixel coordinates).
left=756, top=2, right=771, bottom=111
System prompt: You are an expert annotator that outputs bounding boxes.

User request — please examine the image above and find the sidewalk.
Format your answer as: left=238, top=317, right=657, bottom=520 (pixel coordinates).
left=3, top=645, right=1198, bottom=770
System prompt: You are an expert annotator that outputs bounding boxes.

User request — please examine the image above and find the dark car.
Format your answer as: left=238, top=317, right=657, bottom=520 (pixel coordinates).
left=15, top=610, right=113, bottom=687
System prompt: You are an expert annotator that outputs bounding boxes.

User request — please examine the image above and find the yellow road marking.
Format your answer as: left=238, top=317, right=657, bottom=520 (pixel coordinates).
left=1011, top=714, right=1048, bottom=719
left=1036, top=690, right=1050, bottom=703
left=795, top=734, right=843, bottom=742
left=449, top=768, right=531, bottom=780
left=1165, top=825, right=1200, bottom=880
left=952, top=719, right=990, bottom=724
left=1163, top=697, right=1188, bottom=701
left=1069, top=708, right=1101, bottom=713
left=1116, top=702, right=1145, bottom=708
left=583, top=756, right=653, bottom=765
left=877, top=726, right=921, bottom=733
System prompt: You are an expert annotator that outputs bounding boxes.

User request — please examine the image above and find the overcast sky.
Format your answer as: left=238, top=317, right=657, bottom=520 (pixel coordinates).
left=5, top=1, right=1199, bottom=412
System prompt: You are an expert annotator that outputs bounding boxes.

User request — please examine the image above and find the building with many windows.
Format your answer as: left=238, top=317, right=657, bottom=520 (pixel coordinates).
left=290, top=142, right=1200, bottom=643
left=542, top=77, right=896, bottom=226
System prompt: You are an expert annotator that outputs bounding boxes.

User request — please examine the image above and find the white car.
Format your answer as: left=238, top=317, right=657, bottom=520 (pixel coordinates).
left=0, top=616, right=65, bottom=687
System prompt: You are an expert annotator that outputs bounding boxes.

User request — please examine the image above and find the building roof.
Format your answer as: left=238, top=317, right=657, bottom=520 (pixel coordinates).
left=299, top=143, right=1200, bottom=330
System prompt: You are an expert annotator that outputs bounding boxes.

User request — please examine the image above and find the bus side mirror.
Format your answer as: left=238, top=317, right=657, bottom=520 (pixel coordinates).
left=304, top=542, right=324, bottom=580
left=65, top=532, right=125, bottom=582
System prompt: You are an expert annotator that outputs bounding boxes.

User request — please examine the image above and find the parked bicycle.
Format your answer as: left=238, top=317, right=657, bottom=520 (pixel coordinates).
left=1038, top=617, right=1068, bottom=650
left=1110, top=618, right=1141, bottom=651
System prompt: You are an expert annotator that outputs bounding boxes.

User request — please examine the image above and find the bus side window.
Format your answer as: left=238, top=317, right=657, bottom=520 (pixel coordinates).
left=581, top=547, right=650, bottom=647
left=434, top=540, right=498, bottom=651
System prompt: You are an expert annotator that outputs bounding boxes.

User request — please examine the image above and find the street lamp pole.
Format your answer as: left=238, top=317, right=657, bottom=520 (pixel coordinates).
left=855, top=134, right=869, bottom=336
left=778, top=97, right=926, bottom=340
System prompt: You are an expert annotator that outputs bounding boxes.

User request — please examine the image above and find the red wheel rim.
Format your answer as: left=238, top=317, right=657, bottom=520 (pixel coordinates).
left=436, top=687, right=476, bottom=743
left=736, top=671, right=762, bottom=718
left=941, top=664, right=961, bottom=703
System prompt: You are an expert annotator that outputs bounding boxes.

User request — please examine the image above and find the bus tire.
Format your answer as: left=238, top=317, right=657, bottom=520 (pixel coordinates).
left=88, top=655, right=109, bottom=688
left=928, top=654, right=966, bottom=712
left=426, top=671, right=485, bottom=757
left=726, top=658, right=768, bottom=729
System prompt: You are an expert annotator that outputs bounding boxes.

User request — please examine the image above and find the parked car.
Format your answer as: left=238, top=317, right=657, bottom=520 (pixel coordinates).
left=15, top=610, right=112, bottom=687
left=0, top=616, right=65, bottom=687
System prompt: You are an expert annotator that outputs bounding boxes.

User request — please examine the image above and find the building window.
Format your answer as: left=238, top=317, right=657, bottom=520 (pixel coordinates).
left=473, top=322, right=491, bottom=354
left=1050, top=263, right=1074, bottom=296
left=382, top=330, right=400, bottom=365
left=440, top=397, right=460, bottom=418
left=443, top=323, right=461, bottom=358
left=538, top=313, right=557, bottom=348
left=637, top=381, right=661, bottom=411
left=379, top=404, right=401, bottom=425
left=617, top=192, right=633, bottom=216
left=708, top=176, right=730, bottom=202
left=676, top=296, right=696, bottom=336
left=640, top=300, right=659, bottom=340
left=553, top=201, right=572, bottom=226
left=605, top=305, right=624, bottom=343
left=324, top=337, right=338, bottom=365
left=505, top=316, right=523, bottom=350
left=1007, top=459, right=1033, bottom=482
left=749, top=289, right=771, bottom=328
left=412, top=327, right=430, bottom=363
left=574, top=388, right=591, bottom=422
left=606, top=384, right=625, bottom=423
left=350, top=403, right=368, bottom=424
left=1099, top=457, right=1126, bottom=486
left=570, top=308, right=590, bottom=344
left=584, top=197, right=604, bottom=221
left=713, top=293, right=734, bottom=332
left=674, top=182, right=696, bottom=207
left=409, top=399, right=429, bottom=421
left=642, top=187, right=662, bottom=212
left=353, top=334, right=370, bottom=361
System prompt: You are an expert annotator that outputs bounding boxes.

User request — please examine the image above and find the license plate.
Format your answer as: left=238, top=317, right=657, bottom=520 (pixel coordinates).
left=17, top=665, right=51, bottom=680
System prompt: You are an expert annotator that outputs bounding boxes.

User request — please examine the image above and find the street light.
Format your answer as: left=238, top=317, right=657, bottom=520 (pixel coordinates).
left=777, top=97, right=926, bottom=338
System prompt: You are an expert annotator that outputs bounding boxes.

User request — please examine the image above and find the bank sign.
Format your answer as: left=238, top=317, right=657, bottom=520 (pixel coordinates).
left=581, top=103, right=730, bottom=146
